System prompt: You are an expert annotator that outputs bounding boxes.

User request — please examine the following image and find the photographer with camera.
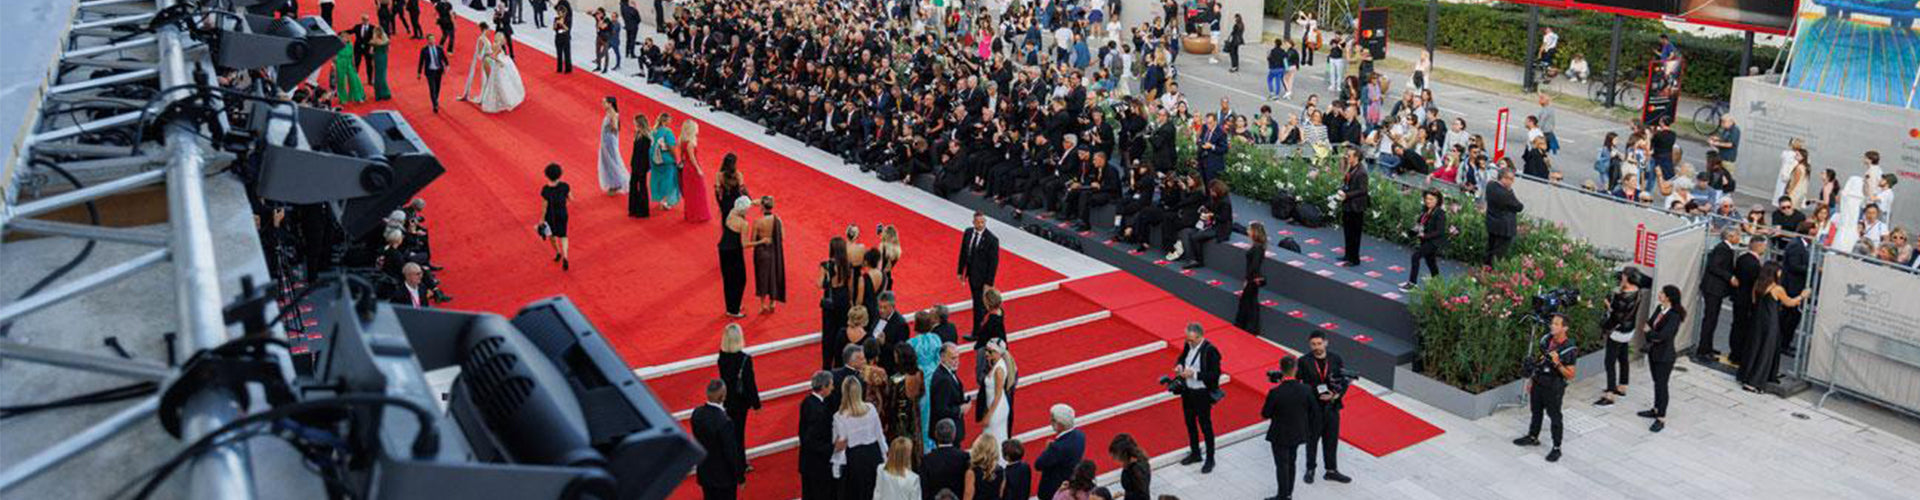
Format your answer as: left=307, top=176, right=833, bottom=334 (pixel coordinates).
left=1514, top=313, right=1579, bottom=462
left=1295, top=331, right=1353, bottom=485
left=1595, top=268, right=1649, bottom=407
left=1167, top=322, right=1222, bottom=473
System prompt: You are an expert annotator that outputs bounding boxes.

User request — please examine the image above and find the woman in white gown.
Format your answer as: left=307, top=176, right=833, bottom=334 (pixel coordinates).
left=477, top=31, right=526, bottom=113
left=1831, top=176, right=1866, bottom=251
left=978, top=339, right=1016, bottom=443
left=596, top=97, right=629, bottom=193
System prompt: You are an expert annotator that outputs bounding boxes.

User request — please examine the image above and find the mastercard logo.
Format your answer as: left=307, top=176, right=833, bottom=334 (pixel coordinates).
left=1911, top=128, right=1919, bottom=139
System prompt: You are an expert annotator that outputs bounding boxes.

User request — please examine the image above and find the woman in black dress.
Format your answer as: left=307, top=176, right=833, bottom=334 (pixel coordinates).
left=820, top=237, right=852, bottom=370
left=627, top=114, right=651, bottom=217
left=713, top=153, right=747, bottom=215
left=720, top=196, right=751, bottom=318
left=1109, top=433, right=1152, bottom=500
left=1738, top=262, right=1809, bottom=392
left=857, top=251, right=884, bottom=328
left=715, top=324, right=760, bottom=472
left=963, top=434, right=1004, bottom=500
left=1404, top=189, right=1447, bottom=289
left=540, top=163, right=573, bottom=270
left=1233, top=221, right=1268, bottom=333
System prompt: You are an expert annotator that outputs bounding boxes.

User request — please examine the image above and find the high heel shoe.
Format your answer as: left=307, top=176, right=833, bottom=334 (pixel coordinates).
left=562, top=258, right=569, bottom=271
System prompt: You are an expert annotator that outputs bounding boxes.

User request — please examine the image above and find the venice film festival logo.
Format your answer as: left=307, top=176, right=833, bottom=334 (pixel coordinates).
left=1843, top=283, right=1890, bottom=308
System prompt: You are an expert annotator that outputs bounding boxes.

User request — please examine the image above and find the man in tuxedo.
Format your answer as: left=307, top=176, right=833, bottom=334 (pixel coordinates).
left=920, top=419, right=970, bottom=500
left=1729, top=236, right=1766, bottom=365
left=493, top=7, right=515, bottom=58
left=1485, top=168, right=1525, bottom=265
left=1262, top=355, right=1317, bottom=500
left=1033, top=404, right=1085, bottom=500
left=928, top=344, right=968, bottom=441
left=416, top=37, right=450, bottom=112
left=1198, top=113, right=1229, bottom=184
left=404, top=0, right=424, bottom=39
left=1336, top=151, right=1370, bottom=267
left=957, top=212, right=999, bottom=329
left=797, top=371, right=837, bottom=500
left=826, top=345, right=866, bottom=411
left=434, top=0, right=456, bottom=52
left=1174, top=323, right=1222, bottom=473
left=353, top=15, right=377, bottom=82
left=692, top=379, right=745, bottom=499
left=1694, top=228, right=1739, bottom=361
left=389, top=263, right=432, bottom=307
left=874, top=292, right=910, bottom=346
left=1295, top=331, right=1352, bottom=484
left=1779, top=222, right=1813, bottom=357
left=929, top=305, right=960, bottom=345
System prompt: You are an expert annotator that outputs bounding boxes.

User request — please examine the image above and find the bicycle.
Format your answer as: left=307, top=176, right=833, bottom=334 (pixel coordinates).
left=1587, top=71, right=1641, bottom=109
left=1693, top=100, right=1729, bottom=135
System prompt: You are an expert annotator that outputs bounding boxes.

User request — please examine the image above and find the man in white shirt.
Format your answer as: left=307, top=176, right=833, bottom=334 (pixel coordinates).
left=1173, top=323, right=1221, bottom=473
left=1861, top=204, right=1890, bottom=248
left=1055, top=25, right=1074, bottom=63
left=391, top=262, right=429, bottom=307
left=1863, top=151, right=1885, bottom=207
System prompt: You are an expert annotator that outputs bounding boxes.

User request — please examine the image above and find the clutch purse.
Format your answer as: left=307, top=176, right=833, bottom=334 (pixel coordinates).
left=536, top=221, right=551, bottom=240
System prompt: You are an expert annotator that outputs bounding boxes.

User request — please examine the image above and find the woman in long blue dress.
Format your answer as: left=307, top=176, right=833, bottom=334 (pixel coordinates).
left=907, top=313, right=944, bottom=451
left=648, top=112, right=681, bottom=210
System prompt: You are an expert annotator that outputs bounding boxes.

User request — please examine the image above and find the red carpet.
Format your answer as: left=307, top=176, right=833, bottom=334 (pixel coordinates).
left=327, top=1, right=1060, bottom=368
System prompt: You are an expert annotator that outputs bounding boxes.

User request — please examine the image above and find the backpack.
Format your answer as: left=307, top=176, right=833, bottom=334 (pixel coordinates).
left=1276, top=237, right=1302, bottom=253
left=1295, top=204, right=1327, bottom=228
left=1269, top=190, right=1298, bottom=221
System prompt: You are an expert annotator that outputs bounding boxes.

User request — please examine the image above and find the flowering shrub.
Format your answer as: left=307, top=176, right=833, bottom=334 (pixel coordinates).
left=1222, top=143, right=1612, bottom=392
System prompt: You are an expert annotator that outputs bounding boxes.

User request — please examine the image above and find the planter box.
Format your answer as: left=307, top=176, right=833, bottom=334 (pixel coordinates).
left=1392, top=350, right=1609, bottom=420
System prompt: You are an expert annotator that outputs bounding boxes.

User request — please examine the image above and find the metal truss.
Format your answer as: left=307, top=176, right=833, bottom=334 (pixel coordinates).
left=0, top=0, right=252, bottom=497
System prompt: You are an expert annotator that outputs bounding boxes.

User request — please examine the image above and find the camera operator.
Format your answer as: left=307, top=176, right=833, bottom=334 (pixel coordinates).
left=1514, top=313, right=1579, bottom=463
left=1596, top=268, right=1649, bottom=407
left=1295, top=331, right=1353, bottom=484
left=1170, top=322, right=1221, bottom=473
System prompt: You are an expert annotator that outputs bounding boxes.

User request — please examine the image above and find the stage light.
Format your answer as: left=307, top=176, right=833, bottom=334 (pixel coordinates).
left=248, top=103, right=444, bottom=237
left=211, top=14, right=343, bottom=89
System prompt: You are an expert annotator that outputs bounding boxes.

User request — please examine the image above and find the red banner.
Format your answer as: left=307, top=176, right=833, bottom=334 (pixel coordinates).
left=1493, top=107, right=1510, bottom=161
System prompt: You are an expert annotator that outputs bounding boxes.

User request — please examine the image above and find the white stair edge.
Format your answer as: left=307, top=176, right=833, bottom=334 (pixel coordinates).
left=635, top=278, right=1069, bottom=379
left=667, top=310, right=1115, bottom=421
left=1096, top=413, right=1267, bottom=489
left=724, top=341, right=1172, bottom=456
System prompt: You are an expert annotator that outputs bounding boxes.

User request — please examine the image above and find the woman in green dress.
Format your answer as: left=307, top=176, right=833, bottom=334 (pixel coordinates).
left=370, top=26, right=392, bottom=100
left=333, top=41, right=366, bottom=104
left=648, top=112, right=681, bottom=210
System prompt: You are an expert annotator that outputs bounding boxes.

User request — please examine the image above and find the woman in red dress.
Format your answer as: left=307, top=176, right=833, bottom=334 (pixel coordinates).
left=679, top=119, right=713, bottom=223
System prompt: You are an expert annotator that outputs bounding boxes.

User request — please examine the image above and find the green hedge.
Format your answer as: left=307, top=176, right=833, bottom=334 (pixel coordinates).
left=1218, top=141, right=1614, bottom=392
left=1265, top=0, right=1779, bottom=100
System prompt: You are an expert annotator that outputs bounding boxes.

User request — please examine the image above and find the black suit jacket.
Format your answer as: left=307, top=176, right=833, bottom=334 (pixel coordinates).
left=388, top=284, right=429, bottom=308
left=797, top=393, right=834, bottom=469
left=1262, top=380, right=1318, bottom=446
left=1295, top=352, right=1348, bottom=410
left=919, top=445, right=971, bottom=500
left=1485, top=182, right=1524, bottom=237
left=1339, top=166, right=1370, bottom=214
left=1700, top=241, right=1735, bottom=298
left=1781, top=238, right=1810, bottom=294
left=928, top=365, right=966, bottom=435
left=417, top=45, right=449, bottom=75
left=958, top=228, right=999, bottom=285
left=878, top=312, right=911, bottom=346
left=932, top=323, right=960, bottom=345
left=825, top=366, right=858, bottom=411
left=1176, top=341, right=1222, bottom=394
left=1033, top=428, right=1085, bottom=499
left=691, top=404, right=744, bottom=488
left=1644, top=304, right=1685, bottom=363
left=1733, top=252, right=1762, bottom=306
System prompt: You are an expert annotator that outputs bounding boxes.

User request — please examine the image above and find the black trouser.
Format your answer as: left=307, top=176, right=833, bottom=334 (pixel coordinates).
left=625, top=24, right=640, bottom=56
left=1227, top=44, right=1240, bottom=69
left=1604, top=338, right=1630, bottom=390
left=533, top=6, right=547, bottom=27
left=1341, top=210, right=1364, bottom=265
left=1730, top=299, right=1753, bottom=364
left=1526, top=376, right=1566, bottom=447
left=1408, top=242, right=1440, bottom=284
left=556, top=33, right=572, bottom=72
left=1181, top=226, right=1227, bottom=265
left=501, top=33, right=515, bottom=57
left=699, top=483, right=736, bottom=500
left=1488, top=234, right=1513, bottom=265
left=838, top=443, right=882, bottom=500
left=408, top=7, right=423, bottom=36
left=1650, top=358, right=1674, bottom=417
left=967, top=277, right=988, bottom=329
left=1271, top=440, right=1299, bottom=499
left=724, top=399, right=752, bottom=469
left=1305, top=405, right=1339, bottom=472
left=440, top=24, right=456, bottom=51
left=424, top=71, right=443, bottom=109
left=320, top=3, right=334, bottom=25
left=721, top=247, right=746, bottom=315
left=1181, top=390, right=1216, bottom=460
left=799, top=452, right=835, bottom=500
left=1696, top=293, right=1725, bottom=357
left=1074, top=192, right=1113, bottom=228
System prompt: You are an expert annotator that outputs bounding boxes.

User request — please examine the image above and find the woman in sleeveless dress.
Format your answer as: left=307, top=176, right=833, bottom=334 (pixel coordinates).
left=648, top=113, right=681, bottom=210
left=627, top=114, right=652, bottom=217
left=963, top=434, right=1004, bottom=500
left=907, top=314, right=944, bottom=450
left=978, top=339, right=1015, bottom=444
left=820, top=238, right=852, bottom=370
left=679, top=120, right=713, bottom=223
left=595, top=97, right=629, bottom=194
left=750, top=195, right=786, bottom=313
left=477, top=32, right=526, bottom=113
left=720, top=197, right=751, bottom=318
left=876, top=225, right=902, bottom=292
left=713, top=153, right=747, bottom=221
left=1738, top=262, right=1809, bottom=392
left=332, top=41, right=366, bottom=104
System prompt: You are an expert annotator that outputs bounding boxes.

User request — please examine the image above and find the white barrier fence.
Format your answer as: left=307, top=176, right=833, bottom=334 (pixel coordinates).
left=1805, top=251, right=1920, bottom=417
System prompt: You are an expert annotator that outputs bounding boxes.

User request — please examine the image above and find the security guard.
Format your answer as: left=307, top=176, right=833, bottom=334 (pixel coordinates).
left=1514, top=313, right=1578, bottom=462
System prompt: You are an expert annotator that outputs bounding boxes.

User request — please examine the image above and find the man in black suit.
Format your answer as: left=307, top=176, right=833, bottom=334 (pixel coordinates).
left=826, top=345, right=866, bottom=411
left=1729, top=236, right=1765, bottom=365
left=1033, top=405, right=1085, bottom=500
left=929, top=305, right=960, bottom=345
left=1778, top=223, right=1813, bottom=356
left=1336, top=150, right=1370, bottom=267
left=434, top=0, right=456, bottom=52
left=873, top=292, right=910, bottom=346
left=1694, top=228, right=1739, bottom=361
left=388, top=263, right=432, bottom=307
left=1174, top=322, right=1222, bottom=473
left=797, top=371, right=836, bottom=500
left=1295, top=331, right=1352, bottom=484
left=957, top=212, right=998, bottom=329
left=1262, top=355, right=1317, bottom=500
left=405, top=0, right=424, bottom=39
left=352, top=15, right=377, bottom=82
left=928, top=344, right=968, bottom=441
left=1198, top=113, right=1229, bottom=184
left=919, top=419, right=970, bottom=500
left=620, top=0, right=642, bottom=57
left=692, top=379, right=745, bottom=499
left=416, top=38, right=450, bottom=113
left=1484, top=168, right=1525, bottom=265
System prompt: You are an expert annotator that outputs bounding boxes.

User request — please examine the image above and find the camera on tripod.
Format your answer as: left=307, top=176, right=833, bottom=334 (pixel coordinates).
left=1526, top=287, right=1580, bottom=324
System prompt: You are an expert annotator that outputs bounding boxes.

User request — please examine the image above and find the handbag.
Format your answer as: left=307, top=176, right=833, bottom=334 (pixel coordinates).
left=536, top=221, right=551, bottom=240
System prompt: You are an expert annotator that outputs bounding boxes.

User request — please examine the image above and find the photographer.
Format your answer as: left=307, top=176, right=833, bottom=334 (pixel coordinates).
left=1595, top=268, right=1649, bottom=407
left=1514, top=314, right=1579, bottom=463
left=1295, top=331, right=1353, bottom=484
left=1169, top=322, right=1221, bottom=473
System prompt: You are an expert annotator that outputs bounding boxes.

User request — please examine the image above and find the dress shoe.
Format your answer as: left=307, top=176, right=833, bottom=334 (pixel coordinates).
left=1636, top=409, right=1660, bottom=418
left=1302, top=467, right=1315, bottom=484
left=1593, top=397, right=1614, bottom=406
left=1178, top=454, right=1202, bottom=465
left=1201, top=460, right=1215, bottom=473
left=1324, top=471, right=1352, bottom=483
left=1650, top=420, right=1665, bottom=432
left=1512, top=436, right=1540, bottom=447
left=1182, top=262, right=1203, bottom=270
left=1545, top=448, right=1562, bottom=462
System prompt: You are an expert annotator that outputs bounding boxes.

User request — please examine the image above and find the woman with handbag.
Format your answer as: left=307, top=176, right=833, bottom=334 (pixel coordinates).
left=716, top=324, right=760, bottom=471
left=648, top=112, right=681, bottom=211
left=539, top=163, right=573, bottom=270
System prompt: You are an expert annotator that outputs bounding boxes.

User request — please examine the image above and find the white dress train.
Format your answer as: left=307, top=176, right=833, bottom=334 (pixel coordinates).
left=477, top=45, right=526, bottom=113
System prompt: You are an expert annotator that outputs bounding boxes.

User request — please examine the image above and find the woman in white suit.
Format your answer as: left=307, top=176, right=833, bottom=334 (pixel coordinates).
left=873, top=437, right=919, bottom=500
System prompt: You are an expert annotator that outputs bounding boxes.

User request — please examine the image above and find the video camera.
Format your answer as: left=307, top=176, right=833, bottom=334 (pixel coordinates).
left=1527, top=287, right=1580, bottom=323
